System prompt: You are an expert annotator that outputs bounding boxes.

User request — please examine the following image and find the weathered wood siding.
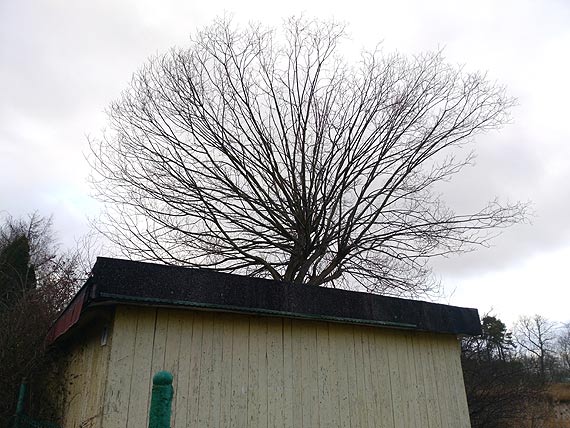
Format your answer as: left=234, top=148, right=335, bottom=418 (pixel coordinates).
left=99, top=305, right=470, bottom=428
left=60, top=319, right=112, bottom=428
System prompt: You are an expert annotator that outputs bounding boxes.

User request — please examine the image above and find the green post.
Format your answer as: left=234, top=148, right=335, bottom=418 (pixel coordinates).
left=13, top=378, right=27, bottom=428
left=148, top=371, right=174, bottom=428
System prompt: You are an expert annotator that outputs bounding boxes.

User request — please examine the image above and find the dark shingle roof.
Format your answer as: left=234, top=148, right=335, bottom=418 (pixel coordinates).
left=49, top=257, right=482, bottom=343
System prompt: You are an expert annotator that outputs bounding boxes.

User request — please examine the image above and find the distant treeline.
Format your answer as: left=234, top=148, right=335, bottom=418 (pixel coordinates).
left=462, top=315, right=570, bottom=428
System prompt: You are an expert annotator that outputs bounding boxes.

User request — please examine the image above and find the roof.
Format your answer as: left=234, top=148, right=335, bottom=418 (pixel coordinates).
left=47, top=257, right=482, bottom=344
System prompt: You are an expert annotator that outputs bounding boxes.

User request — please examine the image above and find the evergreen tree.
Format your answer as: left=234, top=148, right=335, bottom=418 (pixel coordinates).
left=481, top=315, right=514, bottom=362
left=0, top=213, right=84, bottom=427
left=0, top=234, right=36, bottom=307
left=462, top=315, right=546, bottom=428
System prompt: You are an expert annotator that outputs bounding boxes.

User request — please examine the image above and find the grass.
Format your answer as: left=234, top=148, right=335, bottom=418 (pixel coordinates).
left=549, top=383, right=570, bottom=403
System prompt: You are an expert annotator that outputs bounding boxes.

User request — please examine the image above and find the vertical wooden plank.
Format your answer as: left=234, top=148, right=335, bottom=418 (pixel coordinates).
left=65, top=338, right=85, bottom=427
left=316, top=323, right=333, bottom=428
left=126, top=308, right=156, bottom=428
left=63, top=345, right=75, bottom=427
left=151, top=309, right=169, bottom=375
left=442, top=337, right=458, bottom=427
left=418, top=334, right=443, bottom=428
left=75, top=340, right=91, bottom=426
left=441, top=338, right=459, bottom=426
left=353, top=327, right=370, bottom=428
left=257, top=317, right=269, bottom=428
left=431, top=337, right=451, bottom=428
left=404, top=334, right=421, bottom=428
left=411, top=334, right=435, bottom=428
left=67, top=336, right=86, bottom=426
left=89, top=321, right=114, bottom=427
left=395, top=333, right=412, bottom=427
left=449, top=338, right=471, bottom=428
left=364, top=328, right=380, bottom=427
left=165, top=310, right=183, bottom=426
left=439, top=338, right=459, bottom=425
left=371, top=330, right=394, bottom=427
left=164, top=309, right=183, bottom=373
left=361, top=328, right=377, bottom=428
left=267, top=317, right=284, bottom=428
left=220, top=315, right=235, bottom=428
left=331, top=326, right=350, bottom=428
left=78, top=336, right=96, bottom=424
left=282, top=318, right=294, bottom=428
left=291, top=320, right=304, bottom=428
left=345, top=325, right=359, bottom=428
left=209, top=314, right=225, bottom=428
left=141, top=308, right=168, bottom=428
left=187, top=312, right=204, bottom=426
left=386, top=332, right=403, bottom=428
left=445, top=337, right=470, bottom=427
left=300, top=322, right=319, bottom=428
left=229, top=316, right=249, bottom=428
left=102, top=306, right=138, bottom=428
left=197, top=312, right=214, bottom=426
left=98, top=311, right=115, bottom=428
left=84, top=327, right=106, bottom=426
left=246, top=317, right=261, bottom=428
left=78, top=343, right=89, bottom=425
left=94, top=319, right=113, bottom=428
left=394, top=333, right=411, bottom=428
left=174, top=311, right=194, bottom=428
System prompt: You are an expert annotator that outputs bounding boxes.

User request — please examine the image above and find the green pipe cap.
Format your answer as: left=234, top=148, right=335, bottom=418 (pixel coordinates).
left=152, top=371, right=173, bottom=385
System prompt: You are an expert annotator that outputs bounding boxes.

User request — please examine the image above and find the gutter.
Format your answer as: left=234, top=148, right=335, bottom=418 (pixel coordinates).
left=97, top=292, right=418, bottom=330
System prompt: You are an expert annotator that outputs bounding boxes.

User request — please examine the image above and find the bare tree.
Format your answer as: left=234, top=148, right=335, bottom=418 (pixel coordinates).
left=0, top=213, right=84, bottom=427
left=89, top=18, right=526, bottom=296
left=0, top=213, right=82, bottom=311
left=514, top=315, right=558, bottom=381
left=556, top=322, right=570, bottom=376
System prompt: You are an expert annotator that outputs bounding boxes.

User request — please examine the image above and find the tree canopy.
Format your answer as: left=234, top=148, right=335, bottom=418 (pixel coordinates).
left=0, top=234, right=36, bottom=307
left=0, top=213, right=84, bottom=427
left=90, top=18, right=526, bottom=296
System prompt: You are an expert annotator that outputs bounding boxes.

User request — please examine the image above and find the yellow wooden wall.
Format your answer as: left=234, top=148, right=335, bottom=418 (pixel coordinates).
left=96, top=305, right=470, bottom=428
left=59, top=320, right=112, bottom=428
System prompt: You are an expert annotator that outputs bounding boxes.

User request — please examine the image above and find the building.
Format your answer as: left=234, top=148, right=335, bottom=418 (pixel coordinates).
left=47, top=257, right=481, bottom=428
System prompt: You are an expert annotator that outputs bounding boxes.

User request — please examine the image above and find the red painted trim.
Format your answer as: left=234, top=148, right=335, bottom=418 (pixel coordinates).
left=45, top=287, right=87, bottom=345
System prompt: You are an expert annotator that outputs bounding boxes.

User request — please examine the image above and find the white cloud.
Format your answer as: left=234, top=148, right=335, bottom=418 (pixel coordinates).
left=445, top=245, right=570, bottom=326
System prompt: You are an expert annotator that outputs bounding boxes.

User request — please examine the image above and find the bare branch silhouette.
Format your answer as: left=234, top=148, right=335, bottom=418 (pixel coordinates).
left=89, top=18, right=526, bottom=296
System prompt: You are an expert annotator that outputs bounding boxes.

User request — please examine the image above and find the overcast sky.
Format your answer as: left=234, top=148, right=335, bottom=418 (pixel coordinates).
left=1, top=0, right=568, bottom=325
